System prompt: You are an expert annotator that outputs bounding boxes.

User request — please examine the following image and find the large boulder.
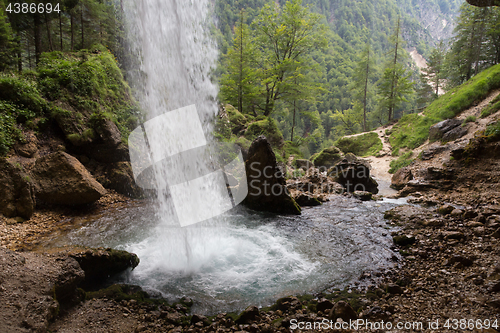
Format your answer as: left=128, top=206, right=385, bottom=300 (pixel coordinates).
left=102, top=162, right=143, bottom=198
left=311, top=146, right=343, bottom=169
left=33, top=152, right=107, bottom=205
left=84, top=119, right=129, bottom=163
left=391, top=167, right=413, bottom=190
left=328, top=156, right=378, bottom=194
left=243, top=136, right=301, bottom=215
left=429, top=119, right=462, bottom=141
left=0, top=158, right=36, bottom=219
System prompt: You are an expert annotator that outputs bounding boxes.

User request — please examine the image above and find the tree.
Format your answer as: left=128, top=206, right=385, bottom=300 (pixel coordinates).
left=252, top=0, right=327, bottom=116
left=220, top=11, right=259, bottom=116
left=378, top=17, right=414, bottom=122
left=421, top=40, right=446, bottom=97
left=351, top=42, right=375, bottom=132
left=0, top=2, right=16, bottom=71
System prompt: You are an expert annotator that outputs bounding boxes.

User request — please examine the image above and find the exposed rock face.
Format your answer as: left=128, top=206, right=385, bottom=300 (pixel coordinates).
left=0, top=158, right=36, bottom=219
left=85, top=119, right=129, bottom=163
left=33, top=151, right=107, bottom=205
left=0, top=248, right=84, bottom=333
left=391, top=167, right=413, bottom=190
left=429, top=119, right=463, bottom=141
left=103, top=161, right=143, bottom=198
left=328, top=155, right=378, bottom=194
left=467, top=0, right=500, bottom=6
left=243, top=136, right=301, bottom=215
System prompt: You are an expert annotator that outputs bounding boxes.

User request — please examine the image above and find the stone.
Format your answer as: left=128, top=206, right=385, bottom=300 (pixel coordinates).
left=243, top=136, right=301, bottom=215
left=393, top=235, right=416, bottom=246
left=104, top=162, right=143, bottom=198
left=429, top=119, right=462, bottom=141
left=391, top=167, right=413, bottom=190
left=33, top=151, right=107, bottom=205
left=445, top=255, right=474, bottom=267
left=450, top=208, right=464, bottom=217
left=295, top=159, right=314, bottom=170
left=353, top=190, right=372, bottom=201
left=311, top=146, right=344, bottom=169
left=0, top=158, right=35, bottom=219
left=328, top=301, right=358, bottom=322
left=442, top=125, right=468, bottom=142
left=438, top=204, right=454, bottom=215
left=443, top=231, right=465, bottom=240
left=316, top=299, right=334, bottom=313
left=236, top=306, right=259, bottom=324
left=328, top=155, right=378, bottom=194
left=294, top=193, right=322, bottom=207
left=65, top=247, right=140, bottom=288
left=191, top=314, right=208, bottom=325
left=386, top=284, right=404, bottom=294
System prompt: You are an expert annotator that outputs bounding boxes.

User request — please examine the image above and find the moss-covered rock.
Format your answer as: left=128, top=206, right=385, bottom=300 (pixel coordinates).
left=225, top=104, right=248, bottom=135
left=65, top=247, right=140, bottom=288
left=335, top=132, right=382, bottom=157
left=244, top=117, right=284, bottom=149
left=311, top=146, right=343, bottom=169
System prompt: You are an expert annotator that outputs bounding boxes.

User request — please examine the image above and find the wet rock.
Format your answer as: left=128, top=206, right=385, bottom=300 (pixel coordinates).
left=442, top=231, right=465, bottom=240
left=386, top=284, right=404, bottom=294
left=316, top=299, right=334, bottom=313
left=236, top=306, right=259, bottom=324
left=450, top=208, right=464, bottom=217
left=391, top=167, right=413, bottom=190
left=444, top=255, right=474, bottom=267
left=243, top=136, right=301, bottom=215
left=191, top=314, right=208, bottom=326
left=353, top=190, right=372, bottom=201
left=33, top=152, right=107, bottom=205
left=429, top=119, right=462, bottom=141
left=438, top=204, right=454, bottom=215
left=393, top=235, right=416, bottom=246
left=104, top=162, right=143, bottom=198
left=328, top=301, right=358, bottom=321
left=0, top=158, right=36, bottom=219
left=64, top=247, right=139, bottom=287
left=293, top=193, right=322, bottom=207
left=328, top=155, right=378, bottom=194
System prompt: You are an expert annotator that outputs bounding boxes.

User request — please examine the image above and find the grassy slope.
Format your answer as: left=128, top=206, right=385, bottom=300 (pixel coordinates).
left=335, top=132, right=383, bottom=157
left=389, top=64, right=500, bottom=151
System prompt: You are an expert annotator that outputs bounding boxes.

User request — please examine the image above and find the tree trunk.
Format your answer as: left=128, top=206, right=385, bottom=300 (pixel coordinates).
left=45, top=13, right=54, bottom=51
left=17, top=34, right=22, bottom=72
left=363, top=49, right=369, bottom=132
left=33, top=14, right=42, bottom=65
left=291, top=99, right=296, bottom=141
left=71, top=13, right=74, bottom=51
left=59, top=11, right=63, bottom=50
left=238, top=14, right=243, bottom=114
left=81, top=3, right=84, bottom=49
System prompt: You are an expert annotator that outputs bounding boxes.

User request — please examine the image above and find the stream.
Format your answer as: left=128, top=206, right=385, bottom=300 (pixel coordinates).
left=43, top=196, right=406, bottom=314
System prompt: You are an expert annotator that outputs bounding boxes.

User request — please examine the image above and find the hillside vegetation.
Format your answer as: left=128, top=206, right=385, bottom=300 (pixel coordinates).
left=0, top=48, right=138, bottom=155
left=388, top=63, right=500, bottom=151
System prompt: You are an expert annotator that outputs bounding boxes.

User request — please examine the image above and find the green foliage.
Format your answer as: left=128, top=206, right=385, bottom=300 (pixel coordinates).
left=389, top=151, right=414, bottom=173
left=37, top=50, right=139, bottom=139
left=0, top=101, right=23, bottom=155
left=244, top=117, right=284, bottom=148
left=389, top=64, right=500, bottom=151
left=0, top=75, right=48, bottom=114
left=481, top=94, right=500, bottom=118
left=463, top=115, right=476, bottom=125
left=335, top=132, right=383, bottom=157
left=485, top=121, right=500, bottom=141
